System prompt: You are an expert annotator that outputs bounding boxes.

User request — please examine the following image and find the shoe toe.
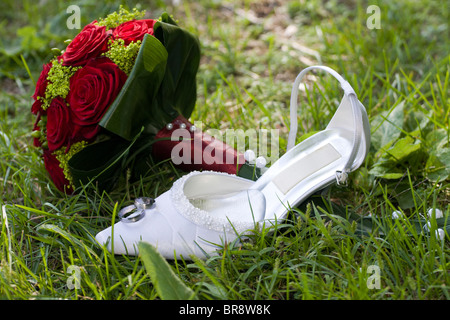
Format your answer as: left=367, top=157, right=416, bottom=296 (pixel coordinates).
left=95, top=208, right=175, bottom=256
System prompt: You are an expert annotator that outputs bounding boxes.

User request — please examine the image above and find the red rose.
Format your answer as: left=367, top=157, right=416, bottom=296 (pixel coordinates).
left=71, top=123, right=99, bottom=143
left=43, top=150, right=71, bottom=193
left=112, top=19, right=155, bottom=45
left=67, top=57, right=127, bottom=140
left=31, top=63, right=51, bottom=114
left=62, top=22, right=110, bottom=66
left=46, top=97, right=73, bottom=152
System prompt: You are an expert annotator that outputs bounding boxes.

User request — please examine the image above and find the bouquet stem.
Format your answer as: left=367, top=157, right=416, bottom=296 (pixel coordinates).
left=152, top=115, right=245, bottom=175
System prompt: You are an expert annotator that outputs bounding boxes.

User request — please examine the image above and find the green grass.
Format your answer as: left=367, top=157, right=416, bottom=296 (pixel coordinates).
left=0, top=0, right=449, bottom=300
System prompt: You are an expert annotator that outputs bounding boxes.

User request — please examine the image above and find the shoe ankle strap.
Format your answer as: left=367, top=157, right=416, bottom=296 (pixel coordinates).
left=287, top=66, right=365, bottom=185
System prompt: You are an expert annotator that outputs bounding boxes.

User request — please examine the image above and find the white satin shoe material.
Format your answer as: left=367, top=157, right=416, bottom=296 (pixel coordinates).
left=95, top=172, right=262, bottom=258
left=95, top=66, right=371, bottom=259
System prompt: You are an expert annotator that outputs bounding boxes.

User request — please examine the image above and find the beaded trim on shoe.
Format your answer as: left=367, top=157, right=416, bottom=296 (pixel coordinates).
left=170, top=171, right=257, bottom=234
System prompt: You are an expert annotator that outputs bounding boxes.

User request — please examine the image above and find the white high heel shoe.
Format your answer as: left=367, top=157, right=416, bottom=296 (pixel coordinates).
left=95, top=66, right=371, bottom=259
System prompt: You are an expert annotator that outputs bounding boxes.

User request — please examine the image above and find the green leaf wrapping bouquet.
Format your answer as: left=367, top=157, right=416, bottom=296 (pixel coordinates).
left=31, top=7, right=201, bottom=193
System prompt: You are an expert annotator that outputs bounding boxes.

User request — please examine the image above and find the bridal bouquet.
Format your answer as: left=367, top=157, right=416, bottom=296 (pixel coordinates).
left=31, top=7, right=247, bottom=193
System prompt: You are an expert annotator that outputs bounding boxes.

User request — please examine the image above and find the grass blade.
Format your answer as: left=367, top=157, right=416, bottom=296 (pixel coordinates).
left=138, top=241, right=197, bottom=300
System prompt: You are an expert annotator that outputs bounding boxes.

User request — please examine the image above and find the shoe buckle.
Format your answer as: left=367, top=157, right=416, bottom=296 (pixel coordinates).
left=335, top=170, right=348, bottom=186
